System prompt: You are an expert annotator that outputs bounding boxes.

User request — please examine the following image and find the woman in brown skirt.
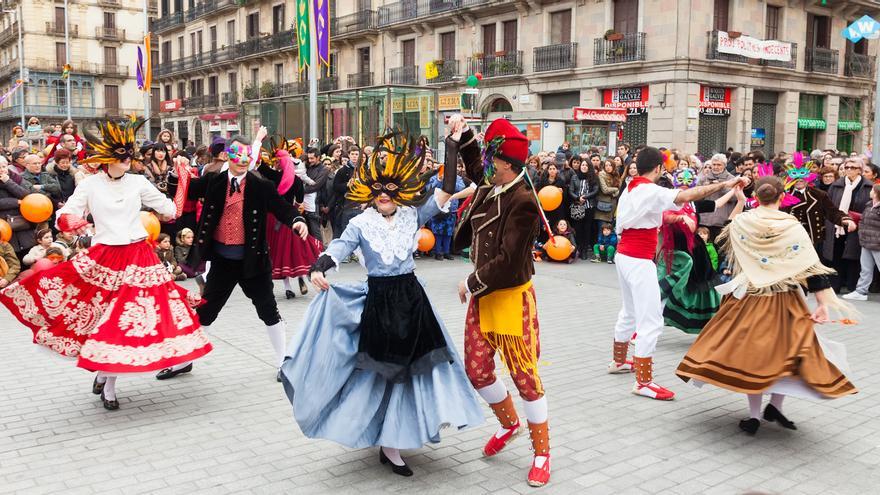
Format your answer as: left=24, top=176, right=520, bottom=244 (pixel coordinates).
left=676, top=176, right=857, bottom=435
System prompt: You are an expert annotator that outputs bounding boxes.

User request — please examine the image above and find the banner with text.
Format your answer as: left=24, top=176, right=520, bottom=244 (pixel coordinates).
left=699, top=86, right=731, bottom=116
left=717, top=31, right=792, bottom=62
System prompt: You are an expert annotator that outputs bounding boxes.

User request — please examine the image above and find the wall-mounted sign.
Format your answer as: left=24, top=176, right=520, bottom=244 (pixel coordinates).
left=572, top=107, right=627, bottom=122
left=438, top=93, right=461, bottom=111
left=699, top=86, right=731, bottom=116
left=160, top=99, right=182, bottom=112
left=603, top=86, right=649, bottom=115
left=843, top=16, right=880, bottom=43
left=525, top=123, right=542, bottom=141
left=751, top=128, right=765, bottom=147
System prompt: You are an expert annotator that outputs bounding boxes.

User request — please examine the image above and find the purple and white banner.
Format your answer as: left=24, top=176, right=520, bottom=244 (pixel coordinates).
left=313, top=0, right=330, bottom=67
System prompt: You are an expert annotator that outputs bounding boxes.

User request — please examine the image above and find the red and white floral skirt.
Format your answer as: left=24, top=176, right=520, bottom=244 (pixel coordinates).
left=266, top=214, right=323, bottom=280
left=0, top=242, right=212, bottom=373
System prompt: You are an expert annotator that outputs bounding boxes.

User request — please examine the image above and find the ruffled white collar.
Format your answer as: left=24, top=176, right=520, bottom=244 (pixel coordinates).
left=349, top=206, right=419, bottom=265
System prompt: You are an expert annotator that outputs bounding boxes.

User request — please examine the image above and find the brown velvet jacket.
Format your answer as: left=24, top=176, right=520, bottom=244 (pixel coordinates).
left=451, top=129, right=540, bottom=298
left=784, top=186, right=850, bottom=245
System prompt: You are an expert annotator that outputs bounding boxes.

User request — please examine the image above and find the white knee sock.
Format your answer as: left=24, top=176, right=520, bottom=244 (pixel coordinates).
left=523, top=396, right=548, bottom=424
left=283, top=277, right=293, bottom=292
left=266, top=321, right=287, bottom=367
left=770, top=393, right=785, bottom=410
left=476, top=379, right=508, bottom=405
left=747, top=394, right=762, bottom=419
left=381, top=447, right=405, bottom=466
left=101, top=374, right=117, bottom=401
left=95, top=374, right=107, bottom=384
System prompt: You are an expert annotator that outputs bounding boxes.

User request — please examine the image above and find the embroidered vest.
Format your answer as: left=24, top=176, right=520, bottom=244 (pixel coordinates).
left=214, top=178, right=246, bottom=245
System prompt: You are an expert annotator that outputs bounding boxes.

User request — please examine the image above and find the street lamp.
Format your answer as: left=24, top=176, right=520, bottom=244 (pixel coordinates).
left=3, top=7, right=24, bottom=128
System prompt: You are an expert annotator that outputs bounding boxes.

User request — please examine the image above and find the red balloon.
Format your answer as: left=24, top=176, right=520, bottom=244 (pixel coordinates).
left=31, top=258, right=56, bottom=273
left=20, top=194, right=54, bottom=223
left=475, top=72, right=483, bottom=81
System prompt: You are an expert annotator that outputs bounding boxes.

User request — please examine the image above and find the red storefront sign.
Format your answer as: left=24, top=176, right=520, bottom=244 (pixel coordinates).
left=572, top=107, right=627, bottom=122
left=699, top=86, right=731, bottom=116
left=199, top=112, right=239, bottom=121
left=160, top=99, right=182, bottom=112
left=603, top=86, right=649, bottom=115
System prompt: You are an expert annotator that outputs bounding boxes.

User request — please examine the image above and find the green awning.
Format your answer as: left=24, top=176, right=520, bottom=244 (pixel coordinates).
left=797, top=118, right=826, bottom=130
left=838, top=120, right=863, bottom=131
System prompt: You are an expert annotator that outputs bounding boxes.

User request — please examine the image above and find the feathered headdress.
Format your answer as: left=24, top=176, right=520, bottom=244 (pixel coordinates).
left=672, top=168, right=697, bottom=188
left=747, top=161, right=801, bottom=208
left=783, top=152, right=817, bottom=190
left=347, top=130, right=431, bottom=206
left=80, top=115, right=145, bottom=165
left=260, top=135, right=303, bottom=167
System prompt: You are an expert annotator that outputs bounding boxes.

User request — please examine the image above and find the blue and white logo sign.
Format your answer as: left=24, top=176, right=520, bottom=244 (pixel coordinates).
left=843, top=15, right=880, bottom=43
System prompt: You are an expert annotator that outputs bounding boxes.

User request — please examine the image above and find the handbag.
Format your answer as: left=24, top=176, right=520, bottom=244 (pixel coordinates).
left=596, top=200, right=613, bottom=213
left=570, top=202, right=586, bottom=220
left=5, top=214, right=31, bottom=232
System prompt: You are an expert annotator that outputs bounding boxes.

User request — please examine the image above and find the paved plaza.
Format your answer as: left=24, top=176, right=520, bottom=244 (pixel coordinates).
left=1, top=258, right=879, bottom=495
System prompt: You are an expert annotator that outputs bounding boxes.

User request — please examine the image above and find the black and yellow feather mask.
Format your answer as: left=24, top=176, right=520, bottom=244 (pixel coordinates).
left=260, top=135, right=304, bottom=167
left=347, top=131, right=431, bottom=207
left=80, top=116, right=146, bottom=165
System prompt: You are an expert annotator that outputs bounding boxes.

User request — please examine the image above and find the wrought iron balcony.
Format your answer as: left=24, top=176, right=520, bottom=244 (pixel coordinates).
left=3, top=105, right=97, bottom=119
left=845, top=52, right=873, bottom=78
left=427, top=59, right=459, bottom=83
left=706, top=31, right=796, bottom=69
left=152, top=12, right=183, bottom=33
left=534, top=43, right=577, bottom=72
left=347, top=72, right=373, bottom=88
left=98, top=0, right=120, bottom=7
left=184, top=94, right=218, bottom=109
left=319, top=76, right=339, bottom=92
left=594, top=32, right=645, bottom=65
left=805, top=47, right=838, bottom=74
left=389, top=66, right=419, bottom=85
left=96, top=64, right=128, bottom=78
left=221, top=92, right=238, bottom=106
left=0, top=22, right=17, bottom=46
left=279, top=81, right=308, bottom=97
left=331, top=11, right=378, bottom=39
left=203, top=93, right=219, bottom=107
left=45, top=22, right=78, bottom=36
left=467, top=51, right=523, bottom=78
left=96, top=27, right=125, bottom=41
left=237, top=28, right=296, bottom=59
left=378, top=0, right=489, bottom=27
left=760, top=42, right=797, bottom=69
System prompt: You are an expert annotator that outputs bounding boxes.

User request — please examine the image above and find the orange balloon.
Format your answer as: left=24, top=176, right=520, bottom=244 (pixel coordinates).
left=545, top=235, right=573, bottom=261
left=19, top=194, right=54, bottom=223
left=0, top=219, right=11, bottom=242
left=417, top=228, right=435, bottom=252
left=538, top=186, right=563, bottom=211
left=140, top=211, right=161, bottom=242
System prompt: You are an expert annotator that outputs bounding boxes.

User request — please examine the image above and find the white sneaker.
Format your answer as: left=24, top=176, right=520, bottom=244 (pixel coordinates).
left=608, top=360, right=634, bottom=374
left=842, top=291, right=868, bottom=301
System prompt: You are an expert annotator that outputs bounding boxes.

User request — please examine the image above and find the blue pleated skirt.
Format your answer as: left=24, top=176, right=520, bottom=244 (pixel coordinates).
left=280, top=280, right=485, bottom=450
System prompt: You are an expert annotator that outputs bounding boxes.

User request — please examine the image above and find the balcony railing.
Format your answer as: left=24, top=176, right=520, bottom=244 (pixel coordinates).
left=761, top=42, right=797, bottom=69
left=534, top=43, right=577, bottom=72
left=237, top=28, right=296, bottom=59
left=467, top=51, right=523, bottom=78
left=594, top=32, right=645, bottom=65
left=152, top=12, right=183, bottom=33
left=96, top=64, right=128, bottom=77
left=319, top=76, right=339, bottom=92
left=706, top=31, right=796, bottom=69
left=348, top=72, right=373, bottom=88
left=0, top=22, right=17, bottom=46
left=378, top=0, right=489, bottom=26
left=96, top=27, right=125, bottom=41
left=184, top=95, right=212, bottom=109
left=389, top=65, right=419, bottom=85
left=805, top=47, right=838, bottom=74
left=45, top=22, right=78, bottom=36
left=331, top=11, right=378, bottom=38
left=0, top=59, right=19, bottom=80
left=98, top=0, right=120, bottom=7
left=221, top=92, right=238, bottom=106
left=845, top=52, right=873, bottom=78
left=0, top=105, right=97, bottom=119
left=428, top=59, right=459, bottom=83
left=278, top=82, right=307, bottom=97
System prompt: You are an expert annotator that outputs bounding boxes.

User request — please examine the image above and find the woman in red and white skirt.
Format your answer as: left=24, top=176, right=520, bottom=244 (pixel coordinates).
left=0, top=119, right=211, bottom=410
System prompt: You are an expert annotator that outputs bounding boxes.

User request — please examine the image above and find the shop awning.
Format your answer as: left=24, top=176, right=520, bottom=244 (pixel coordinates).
left=797, top=118, right=826, bottom=130
left=837, top=120, right=863, bottom=132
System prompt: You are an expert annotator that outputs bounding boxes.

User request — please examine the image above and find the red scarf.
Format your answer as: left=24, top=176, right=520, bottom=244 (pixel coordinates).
left=619, top=176, right=660, bottom=260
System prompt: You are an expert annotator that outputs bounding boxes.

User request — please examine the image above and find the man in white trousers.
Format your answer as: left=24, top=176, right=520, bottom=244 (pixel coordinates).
left=610, top=147, right=746, bottom=400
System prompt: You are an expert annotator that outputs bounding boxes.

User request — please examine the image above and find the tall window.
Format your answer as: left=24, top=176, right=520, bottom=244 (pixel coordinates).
left=401, top=39, right=415, bottom=67
left=550, top=10, right=572, bottom=44
left=713, top=0, right=729, bottom=31
left=162, top=41, right=171, bottom=63
left=613, top=0, right=639, bottom=34
left=104, top=46, right=117, bottom=66
left=226, top=20, right=235, bottom=47
left=104, top=85, right=119, bottom=110
left=196, top=30, right=203, bottom=54
left=209, top=26, right=217, bottom=51
left=765, top=5, right=780, bottom=39
left=164, top=84, right=172, bottom=100
left=440, top=32, right=455, bottom=61
left=55, top=42, right=66, bottom=69
left=177, top=81, right=185, bottom=99
left=357, top=47, right=370, bottom=74
left=177, top=36, right=184, bottom=58
left=272, top=4, right=285, bottom=34
left=208, top=75, right=218, bottom=95
left=274, top=63, right=284, bottom=85
left=190, top=33, right=195, bottom=56
left=482, top=24, right=496, bottom=55
left=228, top=72, right=237, bottom=94
left=55, top=7, right=64, bottom=30
left=151, top=87, right=160, bottom=112
left=503, top=20, right=517, bottom=53
left=250, top=68, right=259, bottom=86
left=807, top=14, right=831, bottom=48
left=104, top=12, right=116, bottom=29
left=247, top=12, right=260, bottom=38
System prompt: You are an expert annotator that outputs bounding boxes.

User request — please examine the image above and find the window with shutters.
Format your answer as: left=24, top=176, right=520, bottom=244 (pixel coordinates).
left=358, top=47, right=370, bottom=74
left=208, top=76, right=218, bottom=96
left=151, top=88, right=160, bottom=113
left=190, top=33, right=195, bottom=56
left=164, top=84, right=172, bottom=100
left=402, top=39, right=415, bottom=66
left=177, top=36, right=184, bottom=59
left=765, top=5, right=780, bottom=39
left=503, top=21, right=517, bottom=53
left=104, top=12, right=116, bottom=29
left=250, top=68, right=259, bottom=86
left=55, top=7, right=64, bottom=30
left=209, top=26, right=217, bottom=51
left=440, top=32, right=455, bottom=61
left=713, top=0, right=729, bottom=31
left=177, top=81, right=185, bottom=99
left=104, top=46, right=117, bottom=66
left=162, top=41, right=171, bottom=63
left=196, top=31, right=203, bottom=54
left=151, top=50, right=159, bottom=68
left=227, top=20, right=235, bottom=47
left=613, top=0, right=638, bottom=34
left=55, top=42, right=66, bottom=70
left=272, top=4, right=285, bottom=34
left=274, top=63, right=284, bottom=85
left=550, top=10, right=572, bottom=45
left=247, top=12, right=260, bottom=38
left=228, top=72, right=237, bottom=93
left=104, top=85, right=119, bottom=110
left=482, top=24, right=496, bottom=55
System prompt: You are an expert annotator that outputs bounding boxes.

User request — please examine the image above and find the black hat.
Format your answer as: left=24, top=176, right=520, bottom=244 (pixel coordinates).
left=209, top=136, right=226, bottom=157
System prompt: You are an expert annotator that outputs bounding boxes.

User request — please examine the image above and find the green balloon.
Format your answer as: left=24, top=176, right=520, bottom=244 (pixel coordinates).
left=466, top=75, right=479, bottom=88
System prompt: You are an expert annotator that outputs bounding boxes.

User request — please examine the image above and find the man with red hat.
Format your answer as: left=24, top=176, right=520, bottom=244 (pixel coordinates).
left=443, top=114, right=551, bottom=487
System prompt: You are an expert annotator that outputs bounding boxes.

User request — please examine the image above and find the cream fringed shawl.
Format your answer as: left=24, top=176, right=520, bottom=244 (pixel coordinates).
left=716, top=206, right=836, bottom=298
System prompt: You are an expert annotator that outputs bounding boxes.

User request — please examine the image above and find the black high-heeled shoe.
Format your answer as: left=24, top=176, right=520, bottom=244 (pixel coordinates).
left=299, top=278, right=308, bottom=296
left=763, top=404, right=797, bottom=430
left=92, top=376, right=105, bottom=395
left=100, top=391, right=119, bottom=411
left=738, top=418, right=760, bottom=435
left=285, top=289, right=296, bottom=299
left=379, top=449, right=413, bottom=477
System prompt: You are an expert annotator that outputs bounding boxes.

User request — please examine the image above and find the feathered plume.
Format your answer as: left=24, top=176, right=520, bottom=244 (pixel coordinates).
left=80, top=115, right=146, bottom=165
left=347, top=130, right=432, bottom=207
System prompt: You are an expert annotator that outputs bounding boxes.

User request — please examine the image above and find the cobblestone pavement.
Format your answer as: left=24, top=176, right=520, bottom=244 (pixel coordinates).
left=1, top=258, right=879, bottom=495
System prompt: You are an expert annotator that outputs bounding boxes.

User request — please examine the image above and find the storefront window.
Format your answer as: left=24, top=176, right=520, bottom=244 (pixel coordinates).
left=565, top=123, right=608, bottom=155
left=797, top=94, right=826, bottom=152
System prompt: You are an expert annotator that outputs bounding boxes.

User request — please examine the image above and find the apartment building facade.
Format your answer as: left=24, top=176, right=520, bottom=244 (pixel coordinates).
left=0, top=0, right=159, bottom=139
left=156, top=0, right=880, bottom=157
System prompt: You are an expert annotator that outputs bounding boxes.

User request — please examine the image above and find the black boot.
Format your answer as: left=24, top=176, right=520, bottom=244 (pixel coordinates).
left=738, top=418, right=760, bottom=435
left=763, top=404, right=797, bottom=430
left=379, top=449, right=413, bottom=477
left=285, top=290, right=296, bottom=299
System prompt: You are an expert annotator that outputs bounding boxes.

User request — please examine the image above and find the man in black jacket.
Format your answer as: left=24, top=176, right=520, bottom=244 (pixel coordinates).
left=331, top=146, right=363, bottom=240
left=157, top=128, right=308, bottom=382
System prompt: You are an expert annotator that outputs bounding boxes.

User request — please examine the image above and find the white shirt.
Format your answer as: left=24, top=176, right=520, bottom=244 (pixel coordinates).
left=615, top=181, right=680, bottom=234
left=57, top=173, right=175, bottom=246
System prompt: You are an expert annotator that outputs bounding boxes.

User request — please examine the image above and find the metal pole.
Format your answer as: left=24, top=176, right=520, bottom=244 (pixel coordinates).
left=143, top=0, right=151, bottom=140
left=16, top=7, right=24, bottom=128
left=64, top=0, right=71, bottom=120
left=873, top=52, right=880, bottom=155
left=307, top=3, right=318, bottom=142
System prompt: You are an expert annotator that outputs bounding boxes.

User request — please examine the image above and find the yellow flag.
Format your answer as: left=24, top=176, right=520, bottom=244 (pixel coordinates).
left=425, top=62, right=438, bottom=80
